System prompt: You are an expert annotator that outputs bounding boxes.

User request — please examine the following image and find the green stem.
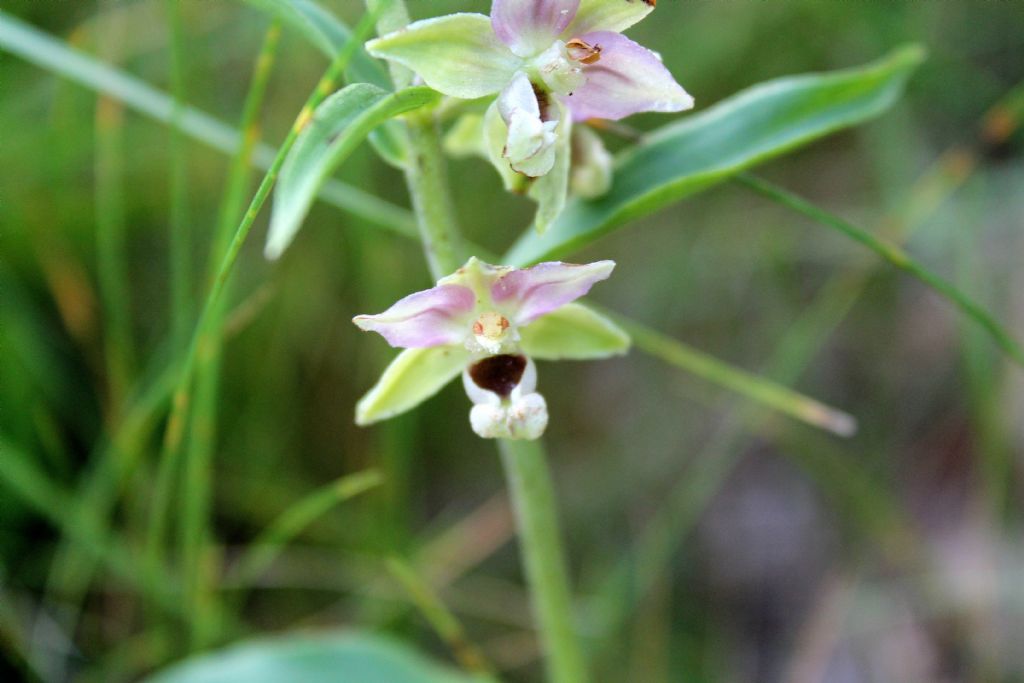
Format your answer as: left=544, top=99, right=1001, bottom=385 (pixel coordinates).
left=364, top=0, right=462, bottom=279
left=499, top=439, right=588, bottom=683
left=736, top=172, right=1024, bottom=369
left=179, top=20, right=283, bottom=650
left=94, top=1, right=133, bottom=413
left=403, top=113, right=465, bottom=278
left=145, top=6, right=382, bottom=600
left=167, top=0, right=191, bottom=350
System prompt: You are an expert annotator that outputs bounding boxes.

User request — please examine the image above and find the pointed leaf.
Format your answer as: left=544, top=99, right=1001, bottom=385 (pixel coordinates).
left=356, top=346, right=470, bottom=425
left=504, top=45, right=925, bottom=265
left=267, top=84, right=439, bottom=259
left=239, top=0, right=389, bottom=87
left=145, top=632, right=483, bottom=683
left=520, top=303, right=630, bottom=360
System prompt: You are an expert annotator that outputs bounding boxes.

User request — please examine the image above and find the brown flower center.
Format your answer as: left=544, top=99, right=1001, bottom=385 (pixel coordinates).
left=469, top=354, right=527, bottom=398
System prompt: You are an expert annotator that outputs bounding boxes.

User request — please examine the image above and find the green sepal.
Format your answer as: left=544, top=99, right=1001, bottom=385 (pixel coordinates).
left=366, top=13, right=519, bottom=99
left=356, top=346, right=470, bottom=425
left=519, top=303, right=630, bottom=360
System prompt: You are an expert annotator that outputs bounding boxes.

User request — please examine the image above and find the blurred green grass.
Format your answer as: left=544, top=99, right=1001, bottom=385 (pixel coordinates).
left=1, top=1, right=1023, bottom=681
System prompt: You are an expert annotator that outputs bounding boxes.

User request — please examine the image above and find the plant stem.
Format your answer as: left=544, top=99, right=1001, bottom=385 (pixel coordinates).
left=166, top=0, right=191, bottom=351
left=144, top=7, right=382, bottom=603
left=179, top=20, right=283, bottom=650
left=403, top=113, right=465, bottom=278
left=365, top=0, right=464, bottom=278
left=499, top=439, right=588, bottom=683
left=94, top=0, right=133, bottom=414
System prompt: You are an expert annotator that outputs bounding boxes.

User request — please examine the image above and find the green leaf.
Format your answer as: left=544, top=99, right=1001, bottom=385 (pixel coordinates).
left=356, top=346, right=470, bottom=426
left=0, top=13, right=416, bottom=236
left=520, top=303, right=630, bottom=360
left=145, top=632, right=484, bottom=683
left=232, top=470, right=383, bottom=586
left=266, top=84, right=439, bottom=258
left=239, top=0, right=389, bottom=87
left=504, top=45, right=925, bottom=265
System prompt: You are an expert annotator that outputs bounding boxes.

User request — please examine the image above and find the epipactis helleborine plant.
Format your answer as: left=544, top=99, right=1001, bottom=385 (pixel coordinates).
left=353, top=258, right=629, bottom=440
left=367, top=0, right=693, bottom=181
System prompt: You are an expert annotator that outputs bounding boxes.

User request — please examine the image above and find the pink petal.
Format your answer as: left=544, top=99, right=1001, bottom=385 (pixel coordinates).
left=491, top=260, right=615, bottom=325
left=353, top=285, right=476, bottom=348
left=563, top=31, right=693, bottom=122
left=492, top=0, right=581, bottom=57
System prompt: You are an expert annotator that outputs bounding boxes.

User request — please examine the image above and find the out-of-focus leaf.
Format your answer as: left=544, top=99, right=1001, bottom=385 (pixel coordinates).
left=238, top=0, right=409, bottom=166
left=145, top=632, right=484, bottom=683
left=266, top=84, right=439, bottom=259
left=0, top=13, right=416, bottom=235
left=239, top=0, right=389, bottom=87
left=356, top=346, right=469, bottom=426
left=520, top=303, right=630, bottom=360
left=505, top=45, right=925, bottom=265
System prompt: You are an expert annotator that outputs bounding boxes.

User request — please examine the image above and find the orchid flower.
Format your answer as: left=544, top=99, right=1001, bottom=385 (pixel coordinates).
left=366, top=0, right=693, bottom=181
left=352, top=257, right=629, bottom=440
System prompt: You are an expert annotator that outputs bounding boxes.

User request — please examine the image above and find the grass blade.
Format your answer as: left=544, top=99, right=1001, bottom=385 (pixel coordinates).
left=231, top=470, right=384, bottom=586
left=603, top=309, right=857, bottom=437
left=0, top=12, right=415, bottom=236
left=736, top=173, right=1024, bottom=369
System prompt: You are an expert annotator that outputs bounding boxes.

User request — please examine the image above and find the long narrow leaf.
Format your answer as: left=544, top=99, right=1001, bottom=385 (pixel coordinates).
left=0, top=12, right=414, bottom=235
left=604, top=310, right=857, bottom=437
left=505, top=45, right=925, bottom=265
left=231, top=470, right=383, bottom=586
left=736, top=173, right=1024, bottom=369
left=266, top=84, right=439, bottom=258
left=239, top=0, right=389, bottom=86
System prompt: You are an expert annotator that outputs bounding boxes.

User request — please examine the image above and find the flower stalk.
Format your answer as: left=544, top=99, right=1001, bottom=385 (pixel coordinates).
left=403, top=111, right=465, bottom=278
left=499, top=438, right=588, bottom=683
left=363, top=3, right=590, bottom=677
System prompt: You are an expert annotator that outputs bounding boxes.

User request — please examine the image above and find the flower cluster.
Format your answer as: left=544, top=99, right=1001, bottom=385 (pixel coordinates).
left=353, top=258, right=623, bottom=440
left=367, top=0, right=692, bottom=182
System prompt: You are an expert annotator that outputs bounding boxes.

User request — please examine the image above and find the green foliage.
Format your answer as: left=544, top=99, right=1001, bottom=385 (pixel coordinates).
left=146, top=633, right=485, bottom=683
left=505, top=45, right=925, bottom=265
left=239, top=0, right=389, bottom=86
left=2, top=0, right=1023, bottom=680
left=266, top=84, right=439, bottom=258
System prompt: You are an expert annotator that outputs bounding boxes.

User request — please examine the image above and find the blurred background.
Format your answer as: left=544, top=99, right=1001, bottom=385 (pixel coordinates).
left=2, top=0, right=1023, bottom=681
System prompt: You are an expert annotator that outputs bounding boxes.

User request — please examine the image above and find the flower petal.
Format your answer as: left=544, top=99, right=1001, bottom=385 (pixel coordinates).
left=564, top=31, right=693, bottom=121
left=562, top=0, right=655, bottom=38
left=353, top=284, right=475, bottom=348
left=492, top=260, right=615, bottom=324
left=497, top=73, right=560, bottom=177
left=491, top=0, right=581, bottom=57
left=366, top=14, right=519, bottom=99
left=483, top=102, right=529, bottom=191
left=527, top=101, right=572, bottom=231
left=356, top=346, right=470, bottom=425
